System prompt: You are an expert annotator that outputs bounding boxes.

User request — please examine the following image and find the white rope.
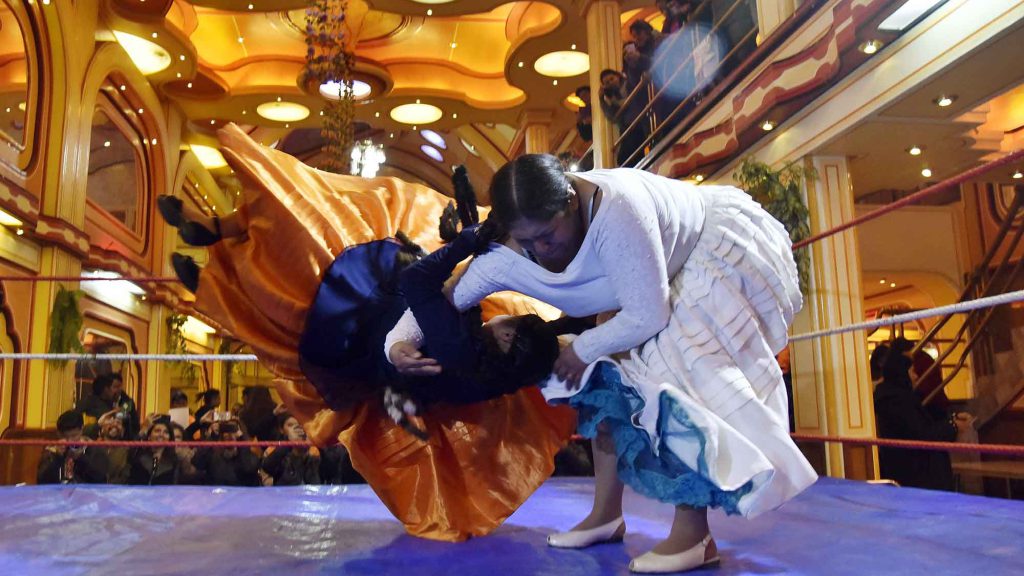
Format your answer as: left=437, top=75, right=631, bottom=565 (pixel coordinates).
left=790, top=289, right=1024, bottom=342
left=0, top=353, right=260, bottom=362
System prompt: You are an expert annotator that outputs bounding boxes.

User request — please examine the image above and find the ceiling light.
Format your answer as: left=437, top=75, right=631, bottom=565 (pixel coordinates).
left=237, top=37, right=244, bottom=43
left=319, top=80, right=372, bottom=101
left=518, top=61, right=524, bottom=68
left=907, top=145, right=922, bottom=156
left=151, top=138, right=157, bottom=145
left=552, top=80, right=558, bottom=86
left=460, top=138, right=478, bottom=156
left=427, top=9, right=432, bottom=16
left=120, top=84, right=126, bottom=91
left=103, top=141, right=110, bottom=147
left=934, top=94, right=956, bottom=107
left=112, top=31, right=171, bottom=75
left=187, top=82, right=192, bottom=88
left=1013, top=170, right=1023, bottom=179
left=421, top=129, right=446, bottom=149
left=450, top=42, right=457, bottom=48
left=0, top=208, right=23, bottom=227
left=761, top=120, right=775, bottom=131
left=921, top=167, right=932, bottom=178
left=566, top=93, right=586, bottom=108
left=534, top=50, right=591, bottom=78
left=859, top=40, right=883, bottom=55
left=82, top=270, right=146, bottom=296
left=151, top=32, right=158, bottom=39
left=694, top=174, right=705, bottom=182
left=390, top=103, right=442, bottom=125
left=248, top=3, right=254, bottom=9
left=190, top=144, right=228, bottom=169
left=571, top=43, right=576, bottom=50
left=879, top=0, right=944, bottom=31
left=179, top=55, right=186, bottom=61
left=890, top=282, right=897, bottom=288
left=421, top=144, right=443, bottom=162
left=879, top=279, right=886, bottom=284
left=257, top=101, right=310, bottom=122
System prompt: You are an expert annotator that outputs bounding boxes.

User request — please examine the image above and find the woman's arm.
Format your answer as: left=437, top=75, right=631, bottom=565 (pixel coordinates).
left=566, top=195, right=671, bottom=365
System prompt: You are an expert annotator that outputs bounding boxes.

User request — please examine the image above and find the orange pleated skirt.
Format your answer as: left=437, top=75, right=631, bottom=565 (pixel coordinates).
left=192, top=124, right=575, bottom=541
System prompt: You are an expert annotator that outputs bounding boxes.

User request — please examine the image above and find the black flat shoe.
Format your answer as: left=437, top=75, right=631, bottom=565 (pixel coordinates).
left=171, top=253, right=200, bottom=293
left=157, top=195, right=184, bottom=227
left=179, top=216, right=222, bottom=247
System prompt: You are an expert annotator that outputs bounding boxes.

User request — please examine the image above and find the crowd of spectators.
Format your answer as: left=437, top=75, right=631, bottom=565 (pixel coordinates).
left=574, top=0, right=758, bottom=166
left=38, top=377, right=592, bottom=487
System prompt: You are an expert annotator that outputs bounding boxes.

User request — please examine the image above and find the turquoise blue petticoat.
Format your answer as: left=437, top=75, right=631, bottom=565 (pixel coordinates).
left=563, top=362, right=752, bottom=514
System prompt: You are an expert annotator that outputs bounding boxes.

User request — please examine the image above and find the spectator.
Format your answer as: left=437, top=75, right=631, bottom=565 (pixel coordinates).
left=873, top=338, right=973, bottom=491
left=97, top=410, right=130, bottom=484
left=598, top=68, right=648, bottom=167
left=128, top=418, right=178, bottom=485
left=238, top=386, right=278, bottom=441
left=574, top=85, right=593, bottom=142
left=192, top=419, right=260, bottom=486
left=260, top=413, right=321, bottom=486
left=37, top=410, right=108, bottom=484
left=75, top=373, right=139, bottom=439
left=711, top=0, right=758, bottom=68
left=777, top=347, right=795, bottom=433
left=912, top=349, right=951, bottom=419
left=185, top=389, right=221, bottom=440
left=629, top=20, right=663, bottom=77
left=319, top=444, right=365, bottom=485
left=170, top=423, right=204, bottom=485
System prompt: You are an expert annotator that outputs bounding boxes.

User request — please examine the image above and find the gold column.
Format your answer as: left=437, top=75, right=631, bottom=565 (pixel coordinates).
left=790, top=156, right=876, bottom=480
left=583, top=0, right=622, bottom=169
left=756, top=0, right=797, bottom=42
left=520, top=110, right=554, bottom=155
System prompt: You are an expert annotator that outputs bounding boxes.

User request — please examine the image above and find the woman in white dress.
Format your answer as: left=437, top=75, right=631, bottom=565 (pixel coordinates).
left=387, top=154, right=817, bottom=573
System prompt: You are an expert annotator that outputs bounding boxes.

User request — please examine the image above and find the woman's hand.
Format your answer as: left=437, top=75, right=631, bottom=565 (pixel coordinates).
left=389, top=341, right=442, bottom=377
left=554, top=345, right=588, bottom=389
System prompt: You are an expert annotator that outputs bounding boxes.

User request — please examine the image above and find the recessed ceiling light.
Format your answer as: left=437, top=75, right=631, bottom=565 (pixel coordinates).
left=518, top=61, right=524, bottom=68
left=421, top=129, right=447, bottom=149
left=921, top=167, right=933, bottom=178
left=151, top=32, right=158, bottom=39
left=879, top=279, right=886, bottom=284
left=390, top=103, right=443, bottom=125
left=859, top=40, right=883, bottom=54
left=878, top=0, right=943, bottom=31
left=112, top=31, right=171, bottom=75
left=907, top=145, right=922, bottom=156
left=187, top=82, right=193, bottom=88
left=694, top=174, right=705, bottom=182
left=934, top=94, right=956, bottom=107
left=179, top=55, right=186, bottom=61
left=190, top=144, right=228, bottom=169
left=210, top=119, right=216, bottom=125
left=319, top=80, right=372, bottom=101
left=248, top=3, right=254, bottom=9
left=761, top=120, right=775, bottom=131
left=460, top=138, right=478, bottom=156
left=103, top=141, right=110, bottom=147
left=534, top=50, right=591, bottom=77
left=1013, top=170, right=1023, bottom=179
left=450, top=42, right=457, bottom=48
left=427, top=9, right=432, bottom=16
left=452, top=113, right=458, bottom=119
left=421, top=144, right=443, bottom=162
left=553, top=79, right=558, bottom=86
left=256, top=101, right=310, bottom=122
left=890, top=282, right=897, bottom=288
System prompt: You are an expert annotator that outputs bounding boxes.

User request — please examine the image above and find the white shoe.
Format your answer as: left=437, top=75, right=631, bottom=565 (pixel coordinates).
left=628, top=534, right=719, bottom=573
left=547, top=516, right=626, bottom=549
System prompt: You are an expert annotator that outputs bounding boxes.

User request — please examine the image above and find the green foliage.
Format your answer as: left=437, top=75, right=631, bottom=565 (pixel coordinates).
left=734, top=157, right=816, bottom=294
left=166, top=313, right=198, bottom=384
left=47, top=286, right=84, bottom=367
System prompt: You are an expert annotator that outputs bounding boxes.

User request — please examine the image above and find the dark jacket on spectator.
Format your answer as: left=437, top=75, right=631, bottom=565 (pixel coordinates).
left=192, top=446, right=260, bottom=486
left=127, top=449, right=179, bottom=485
left=37, top=446, right=109, bottom=484
left=874, top=352, right=956, bottom=490
left=261, top=447, right=321, bottom=486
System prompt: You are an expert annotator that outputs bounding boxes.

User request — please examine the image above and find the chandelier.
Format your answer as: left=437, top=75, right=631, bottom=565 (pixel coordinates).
left=300, top=0, right=355, bottom=174
left=350, top=140, right=385, bottom=178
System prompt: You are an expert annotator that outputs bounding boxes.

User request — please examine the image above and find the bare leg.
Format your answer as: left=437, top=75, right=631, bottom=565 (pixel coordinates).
left=572, top=425, right=625, bottom=530
left=650, top=506, right=716, bottom=558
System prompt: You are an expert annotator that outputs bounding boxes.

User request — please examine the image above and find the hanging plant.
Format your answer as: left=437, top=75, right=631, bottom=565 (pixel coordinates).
left=734, top=157, right=816, bottom=294
left=47, top=285, right=84, bottom=367
left=166, top=313, right=198, bottom=384
left=301, top=0, right=356, bottom=174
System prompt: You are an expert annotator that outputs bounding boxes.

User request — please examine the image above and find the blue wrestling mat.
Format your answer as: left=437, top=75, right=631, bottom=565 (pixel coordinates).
left=1, top=477, right=1021, bottom=575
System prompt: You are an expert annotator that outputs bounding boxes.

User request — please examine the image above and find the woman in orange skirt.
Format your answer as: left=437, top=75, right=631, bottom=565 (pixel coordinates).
left=162, top=123, right=575, bottom=541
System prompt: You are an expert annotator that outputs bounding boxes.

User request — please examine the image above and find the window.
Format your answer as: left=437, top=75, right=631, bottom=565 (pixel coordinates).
left=87, top=108, right=143, bottom=231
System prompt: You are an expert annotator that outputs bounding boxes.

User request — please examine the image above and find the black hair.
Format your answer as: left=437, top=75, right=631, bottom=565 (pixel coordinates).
left=56, top=410, right=84, bottom=434
left=145, top=416, right=173, bottom=440
left=575, top=85, right=591, bottom=98
left=92, top=373, right=122, bottom=397
left=629, top=19, right=655, bottom=35
left=882, top=337, right=915, bottom=387
left=869, top=344, right=890, bottom=381
left=170, top=389, right=188, bottom=404
left=488, top=154, right=572, bottom=227
left=600, top=68, right=623, bottom=82
left=474, top=314, right=559, bottom=394
left=196, top=389, right=220, bottom=406
left=275, top=411, right=296, bottom=431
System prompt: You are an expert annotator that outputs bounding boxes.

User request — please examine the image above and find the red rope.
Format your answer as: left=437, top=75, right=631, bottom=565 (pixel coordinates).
left=0, top=439, right=313, bottom=449
left=792, top=149, right=1024, bottom=250
left=3, top=435, right=1017, bottom=455
left=0, top=276, right=179, bottom=283
left=790, top=433, right=1024, bottom=457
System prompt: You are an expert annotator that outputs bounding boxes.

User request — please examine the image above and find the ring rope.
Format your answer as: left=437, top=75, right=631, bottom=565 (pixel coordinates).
left=0, top=353, right=259, bottom=361
left=1, top=436, right=1022, bottom=456
left=789, top=289, right=1024, bottom=342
